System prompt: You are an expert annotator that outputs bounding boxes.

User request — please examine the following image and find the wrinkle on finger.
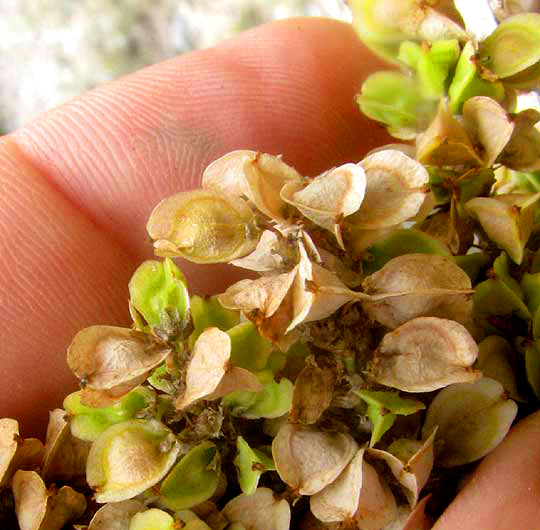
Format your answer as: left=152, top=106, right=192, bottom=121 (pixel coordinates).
left=11, top=17, right=390, bottom=274
left=0, top=139, right=137, bottom=437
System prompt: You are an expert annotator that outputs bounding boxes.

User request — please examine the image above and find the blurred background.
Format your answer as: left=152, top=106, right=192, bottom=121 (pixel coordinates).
left=0, top=0, right=351, bottom=134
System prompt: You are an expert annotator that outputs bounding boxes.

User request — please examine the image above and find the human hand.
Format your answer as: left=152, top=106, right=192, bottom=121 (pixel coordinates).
left=1, top=17, right=539, bottom=529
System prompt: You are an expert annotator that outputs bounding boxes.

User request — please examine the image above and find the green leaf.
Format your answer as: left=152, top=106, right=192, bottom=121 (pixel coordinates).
left=160, top=442, right=220, bottom=511
left=453, top=253, right=491, bottom=283
left=148, top=363, right=177, bottom=395
left=189, top=294, right=240, bottom=346
left=234, top=436, right=275, bottom=495
left=448, top=41, right=505, bottom=114
left=355, top=389, right=425, bottom=447
left=363, top=228, right=450, bottom=275
left=522, top=273, right=540, bottom=315
left=228, top=321, right=273, bottom=372
left=494, top=252, right=523, bottom=299
left=473, top=279, right=531, bottom=333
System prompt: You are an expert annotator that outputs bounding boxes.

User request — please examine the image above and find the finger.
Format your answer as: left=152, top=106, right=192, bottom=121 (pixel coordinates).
left=0, top=139, right=137, bottom=437
left=11, top=17, right=390, bottom=289
left=433, top=410, right=540, bottom=529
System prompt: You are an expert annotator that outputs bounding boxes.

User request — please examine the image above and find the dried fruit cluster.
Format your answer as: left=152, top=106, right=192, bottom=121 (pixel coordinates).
left=2, top=2, right=540, bottom=529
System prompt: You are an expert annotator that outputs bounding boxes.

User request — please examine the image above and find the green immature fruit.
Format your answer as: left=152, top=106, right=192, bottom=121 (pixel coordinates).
left=422, top=378, right=518, bottom=467
left=160, top=442, right=220, bottom=511
left=129, top=509, right=175, bottom=530
left=356, top=72, right=436, bottom=137
left=128, top=258, right=190, bottom=339
left=86, top=419, right=179, bottom=503
left=449, top=41, right=505, bottom=114
left=64, top=386, right=156, bottom=442
left=479, top=13, right=540, bottom=79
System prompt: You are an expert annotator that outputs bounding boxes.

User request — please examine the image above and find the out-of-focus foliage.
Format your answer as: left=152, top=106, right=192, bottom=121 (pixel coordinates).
left=0, top=0, right=350, bottom=132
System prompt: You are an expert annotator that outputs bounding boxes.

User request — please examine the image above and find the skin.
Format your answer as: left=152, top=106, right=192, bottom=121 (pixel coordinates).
left=0, top=16, right=539, bottom=528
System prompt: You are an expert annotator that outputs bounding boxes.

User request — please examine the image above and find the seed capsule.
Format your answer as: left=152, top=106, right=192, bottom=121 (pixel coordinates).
left=310, top=448, right=365, bottom=523
left=479, top=13, right=540, bottom=78
left=272, top=423, right=358, bottom=495
left=147, top=189, right=259, bottom=263
left=348, top=150, right=429, bottom=229
left=86, top=500, right=145, bottom=530
left=12, top=470, right=86, bottom=530
left=465, top=192, right=540, bottom=264
left=203, top=150, right=302, bottom=222
left=422, top=378, right=518, bottom=467
left=222, top=487, right=291, bottom=530
left=371, top=317, right=481, bottom=392
left=86, top=419, right=179, bottom=502
left=67, top=326, right=171, bottom=399
left=128, top=509, right=175, bottom=530
left=362, top=254, right=473, bottom=329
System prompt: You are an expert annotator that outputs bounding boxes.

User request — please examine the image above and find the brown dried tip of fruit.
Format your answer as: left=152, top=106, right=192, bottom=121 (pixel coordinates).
left=498, top=109, right=540, bottom=171
left=416, top=100, right=483, bottom=167
left=12, top=470, right=86, bottom=530
left=289, top=356, right=336, bottom=425
left=462, top=96, right=515, bottom=168
left=272, top=423, right=358, bottom=496
left=281, top=163, right=366, bottom=249
left=222, top=487, right=291, bottom=530
left=310, top=447, right=366, bottom=523
left=347, top=149, right=429, bottom=230
left=42, top=409, right=89, bottom=483
left=465, top=192, right=540, bottom=264
left=367, top=428, right=437, bottom=507
left=353, top=459, right=397, bottom=530
left=207, top=367, right=263, bottom=401
left=230, top=230, right=286, bottom=272
left=67, top=326, right=171, bottom=399
left=86, top=499, right=145, bottom=530
left=203, top=150, right=303, bottom=221
left=371, top=316, right=481, bottom=392
left=361, top=253, right=473, bottom=329
left=176, top=327, right=231, bottom=410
